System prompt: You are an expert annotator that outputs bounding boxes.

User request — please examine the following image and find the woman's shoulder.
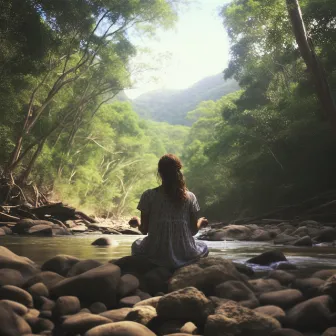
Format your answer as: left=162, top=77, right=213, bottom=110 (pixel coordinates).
left=186, top=190, right=197, bottom=201
left=141, top=187, right=160, bottom=197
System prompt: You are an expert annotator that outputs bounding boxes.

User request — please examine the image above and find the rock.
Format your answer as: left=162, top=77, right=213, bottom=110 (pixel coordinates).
left=23, top=308, right=40, bottom=319
left=268, top=270, right=296, bottom=286
left=0, top=268, right=24, bottom=287
left=53, top=296, right=81, bottom=317
left=168, top=256, right=243, bottom=294
left=0, top=300, right=29, bottom=316
left=153, top=320, right=191, bottom=335
left=52, top=226, right=72, bottom=236
left=299, top=220, right=320, bottom=228
left=251, top=229, right=275, bottom=241
left=112, top=256, right=157, bottom=276
left=320, top=275, right=336, bottom=300
left=118, top=229, right=141, bottom=235
left=312, top=269, right=336, bottom=280
left=100, top=307, right=132, bottom=321
left=274, top=234, right=298, bottom=245
left=71, top=225, right=87, bottom=233
left=12, top=219, right=52, bottom=234
left=233, top=262, right=254, bottom=276
left=293, top=278, right=325, bottom=298
left=286, top=295, right=334, bottom=332
left=26, top=317, right=54, bottom=334
left=270, top=329, right=304, bottom=336
left=215, top=280, right=258, bottom=307
left=314, top=228, right=336, bottom=243
left=134, top=296, right=161, bottom=309
left=0, top=285, right=33, bottom=308
left=157, top=287, right=214, bottom=324
left=50, top=263, right=121, bottom=308
left=39, top=310, right=52, bottom=319
left=25, top=271, right=64, bottom=290
left=142, top=267, right=172, bottom=295
left=248, top=278, right=283, bottom=295
left=34, top=296, right=55, bottom=311
left=293, top=236, right=313, bottom=247
left=117, top=274, right=140, bottom=297
left=207, top=224, right=252, bottom=241
left=90, top=302, right=107, bottom=314
left=275, top=263, right=297, bottom=270
left=67, top=259, right=102, bottom=277
left=119, top=296, right=141, bottom=308
left=91, top=237, right=118, bottom=246
left=0, top=228, right=6, bottom=236
left=0, top=302, right=32, bottom=335
left=254, top=305, right=286, bottom=323
left=84, top=321, right=156, bottom=336
left=292, top=227, right=309, bottom=237
left=27, top=224, right=53, bottom=236
left=62, top=312, right=112, bottom=334
left=125, top=305, right=157, bottom=325
left=0, top=247, right=38, bottom=277
left=259, top=289, right=304, bottom=309
left=135, top=289, right=152, bottom=301
left=204, top=300, right=281, bottom=336
left=322, top=327, right=336, bottom=336
left=247, top=250, right=288, bottom=266
left=27, top=282, right=49, bottom=298
left=41, top=255, right=80, bottom=276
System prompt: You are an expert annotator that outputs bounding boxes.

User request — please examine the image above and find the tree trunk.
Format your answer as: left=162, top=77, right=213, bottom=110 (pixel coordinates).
left=286, top=0, right=336, bottom=129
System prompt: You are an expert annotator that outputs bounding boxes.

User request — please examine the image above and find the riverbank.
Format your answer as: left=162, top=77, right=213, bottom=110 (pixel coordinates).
left=0, top=247, right=336, bottom=335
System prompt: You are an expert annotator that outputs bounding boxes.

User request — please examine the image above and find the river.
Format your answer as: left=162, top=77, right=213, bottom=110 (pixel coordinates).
left=1, top=235, right=336, bottom=272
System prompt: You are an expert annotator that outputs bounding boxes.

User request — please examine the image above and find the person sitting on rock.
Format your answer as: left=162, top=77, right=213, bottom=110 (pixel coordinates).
left=129, top=153, right=209, bottom=269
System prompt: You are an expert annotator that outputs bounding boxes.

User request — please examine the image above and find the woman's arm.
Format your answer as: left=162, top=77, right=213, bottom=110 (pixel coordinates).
left=190, top=212, right=208, bottom=235
left=128, top=213, right=149, bottom=235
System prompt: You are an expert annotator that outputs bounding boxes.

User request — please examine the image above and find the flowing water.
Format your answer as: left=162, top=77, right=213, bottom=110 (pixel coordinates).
left=1, top=235, right=336, bottom=272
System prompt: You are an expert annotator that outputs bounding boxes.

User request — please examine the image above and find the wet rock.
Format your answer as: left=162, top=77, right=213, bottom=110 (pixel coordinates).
left=322, top=327, right=336, bottom=336
left=259, top=289, right=304, bottom=309
left=118, top=229, right=141, bottom=235
left=314, top=228, right=336, bottom=243
left=25, top=271, right=65, bottom=290
left=112, top=256, right=157, bottom=276
left=268, top=270, right=296, bottom=286
left=50, top=263, right=120, bottom=308
left=34, top=296, right=55, bottom=311
left=142, top=267, right=172, bottom=295
left=134, top=296, right=161, bottom=309
left=320, top=275, right=336, bottom=300
left=91, top=237, right=117, bottom=246
left=62, top=312, right=111, bottom=334
left=135, top=289, right=152, bottom=300
left=204, top=300, right=280, bottom=336
left=251, top=229, right=275, bottom=241
left=100, top=307, right=132, bottom=321
left=84, top=321, right=156, bottom=336
left=0, top=302, right=32, bottom=335
left=119, top=295, right=141, bottom=308
left=71, top=225, right=88, bottom=233
left=312, top=269, right=336, bottom=280
left=286, top=295, right=334, bottom=332
left=204, top=224, right=252, bottom=241
left=0, top=247, right=38, bottom=277
left=270, top=329, right=304, bottom=336
left=157, top=287, right=214, bottom=324
left=52, top=226, right=72, bottom=236
left=0, top=285, right=33, bottom=308
left=0, top=268, right=25, bottom=287
left=27, top=282, right=49, bottom=298
left=248, top=278, right=283, bottom=295
left=275, top=263, right=297, bottom=270
left=67, top=259, right=102, bottom=277
left=117, top=274, right=140, bottom=297
left=293, top=236, right=313, bottom=247
left=274, top=234, right=297, bottom=245
left=42, top=255, right=80, bottom=276
left=215, top=280, right=258, bottom=307
left=247, top=250, right=288, bottom=266
left=53, top=296, right=81, bottom=317
left=125, top=305, right=157, bottom=325
left=293, top=278, right=325, bottom=298
left=27, top=224, right=53, bottom=236
left=168, top=256, right=243, bottom=294
left=12, top=219, right=52, bottom=234
left=26, top=317, right=54, bottom=334
left=254, top=305, right=286, bottom=323
left=89, top=302, right=107, bottom=314
left=0, top=300, right=29, bottom=316
left=233, top=262, right=254, bottom=276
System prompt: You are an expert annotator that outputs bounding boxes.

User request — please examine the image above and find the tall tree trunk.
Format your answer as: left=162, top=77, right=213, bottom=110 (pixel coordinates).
left=286, top=0, right=336, bottom=129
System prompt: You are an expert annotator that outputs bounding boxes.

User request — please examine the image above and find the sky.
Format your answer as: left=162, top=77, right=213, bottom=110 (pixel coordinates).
left=125, top=0, right=231, bottom=99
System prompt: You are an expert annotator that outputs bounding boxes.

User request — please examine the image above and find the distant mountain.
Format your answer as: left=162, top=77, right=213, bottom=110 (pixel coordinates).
left=130, top=74, right=239, bottom=125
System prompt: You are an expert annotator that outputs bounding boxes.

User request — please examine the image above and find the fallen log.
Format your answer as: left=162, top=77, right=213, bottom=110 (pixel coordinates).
left=75, top=211, right=97, bottom=224
left=30, top=202, right=76, bottom=221
left=0, top=212, right=20, bottom=222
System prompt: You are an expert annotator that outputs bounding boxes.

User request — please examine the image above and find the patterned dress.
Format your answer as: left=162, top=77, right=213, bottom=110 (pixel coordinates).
left=131, top=187, right=209, bottom=269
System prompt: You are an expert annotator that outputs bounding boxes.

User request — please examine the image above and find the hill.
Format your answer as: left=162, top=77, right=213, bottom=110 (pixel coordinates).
left=130, top=74, right=239, bottom=125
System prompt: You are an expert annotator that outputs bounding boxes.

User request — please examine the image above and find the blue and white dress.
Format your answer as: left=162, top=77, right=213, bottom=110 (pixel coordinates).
left=132, top=187, right=208, bottom=269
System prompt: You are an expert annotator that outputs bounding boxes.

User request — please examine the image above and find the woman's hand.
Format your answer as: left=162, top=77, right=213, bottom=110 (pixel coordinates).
left=197, top=217, right=208, bottom=229
left=129, top=216, right=141, bottom=228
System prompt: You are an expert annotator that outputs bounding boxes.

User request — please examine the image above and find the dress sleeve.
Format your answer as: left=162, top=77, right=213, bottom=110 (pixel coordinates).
left=189, top=192, right=200, bottom=213
left=137, top=190, right=151, bottom=214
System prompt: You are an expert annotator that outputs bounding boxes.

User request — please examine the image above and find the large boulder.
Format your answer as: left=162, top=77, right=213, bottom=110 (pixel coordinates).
left=293, top=236, right=313, bottom=247
left=286, top=295, right=334, bottom=332
left=0, top=300, right=29, bottom=316
left=67, top=259, right=102, bottom=277
left=125, top=305, right=157, bottom=326
left=141, top=267, right=172, bottom=295
left=322, top=327, right=336, bottom=336
left=320, top=275, right=336, bottom=300
left=267, top=270, right=296, bottom=286
left=51, top=263, right=120, bottom=308
left=92, top=237, right=118, bottom=246
left=253, top=305, right=286, bottom=323
left=84, top=321, right=156, bottom=336
left=53, top=296, right=81, bottom=317
left=247, top=251, right=288, bottom=266
left=292, top=277, right=325, bottom=299
left=41, top=255, right=80, bottom=276
left=248, top=278, right=283, bottom=295
left=112, top=256, right=157, bottom=276
left=117, top=274, right=140, bottom=298
left=0, top=285, right=33, bottom=308
left=134, top=296, right=161, bottom=309
left=156, top=287, right=214, bottom=324
left=24, top=271, right=65, bottom=290
left=62, top=312, right=112, bottom=334
left=259, top=289, right=304, bottom=309
left=205, top=225, right=252, bottom=241
left=168, top=256, right=243, bottom=294
left=314, top=228, right=336, bottom=243
left=0, top=247, right=38, bottom=277
left=0, top=269, right=24, bottom=287
left=204, top=300, right=281, bottom=336
left=27, top=224, right=53, bottom=236
left=312, top=269, right=336, bottom=280
left=12, top=219, right=53, bottom=234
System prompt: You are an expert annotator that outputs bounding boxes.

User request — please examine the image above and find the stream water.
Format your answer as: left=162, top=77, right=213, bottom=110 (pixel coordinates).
left=1, top=235, right=336, bottom=272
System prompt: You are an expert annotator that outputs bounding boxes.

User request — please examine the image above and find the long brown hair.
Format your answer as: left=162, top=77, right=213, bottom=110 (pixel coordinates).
left=158, top=154, right=188, bottom=204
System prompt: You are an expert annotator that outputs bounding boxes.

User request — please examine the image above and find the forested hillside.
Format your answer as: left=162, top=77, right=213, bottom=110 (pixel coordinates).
left=131, top=74, right=239, bottom=125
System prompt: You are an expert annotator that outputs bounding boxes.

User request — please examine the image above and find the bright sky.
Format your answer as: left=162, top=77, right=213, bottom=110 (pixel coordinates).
left=125, top=0, right=231, bottom=99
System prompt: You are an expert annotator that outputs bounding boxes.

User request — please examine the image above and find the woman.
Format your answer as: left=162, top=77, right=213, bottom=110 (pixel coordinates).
left=130, top=153, right=209, bottom=269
